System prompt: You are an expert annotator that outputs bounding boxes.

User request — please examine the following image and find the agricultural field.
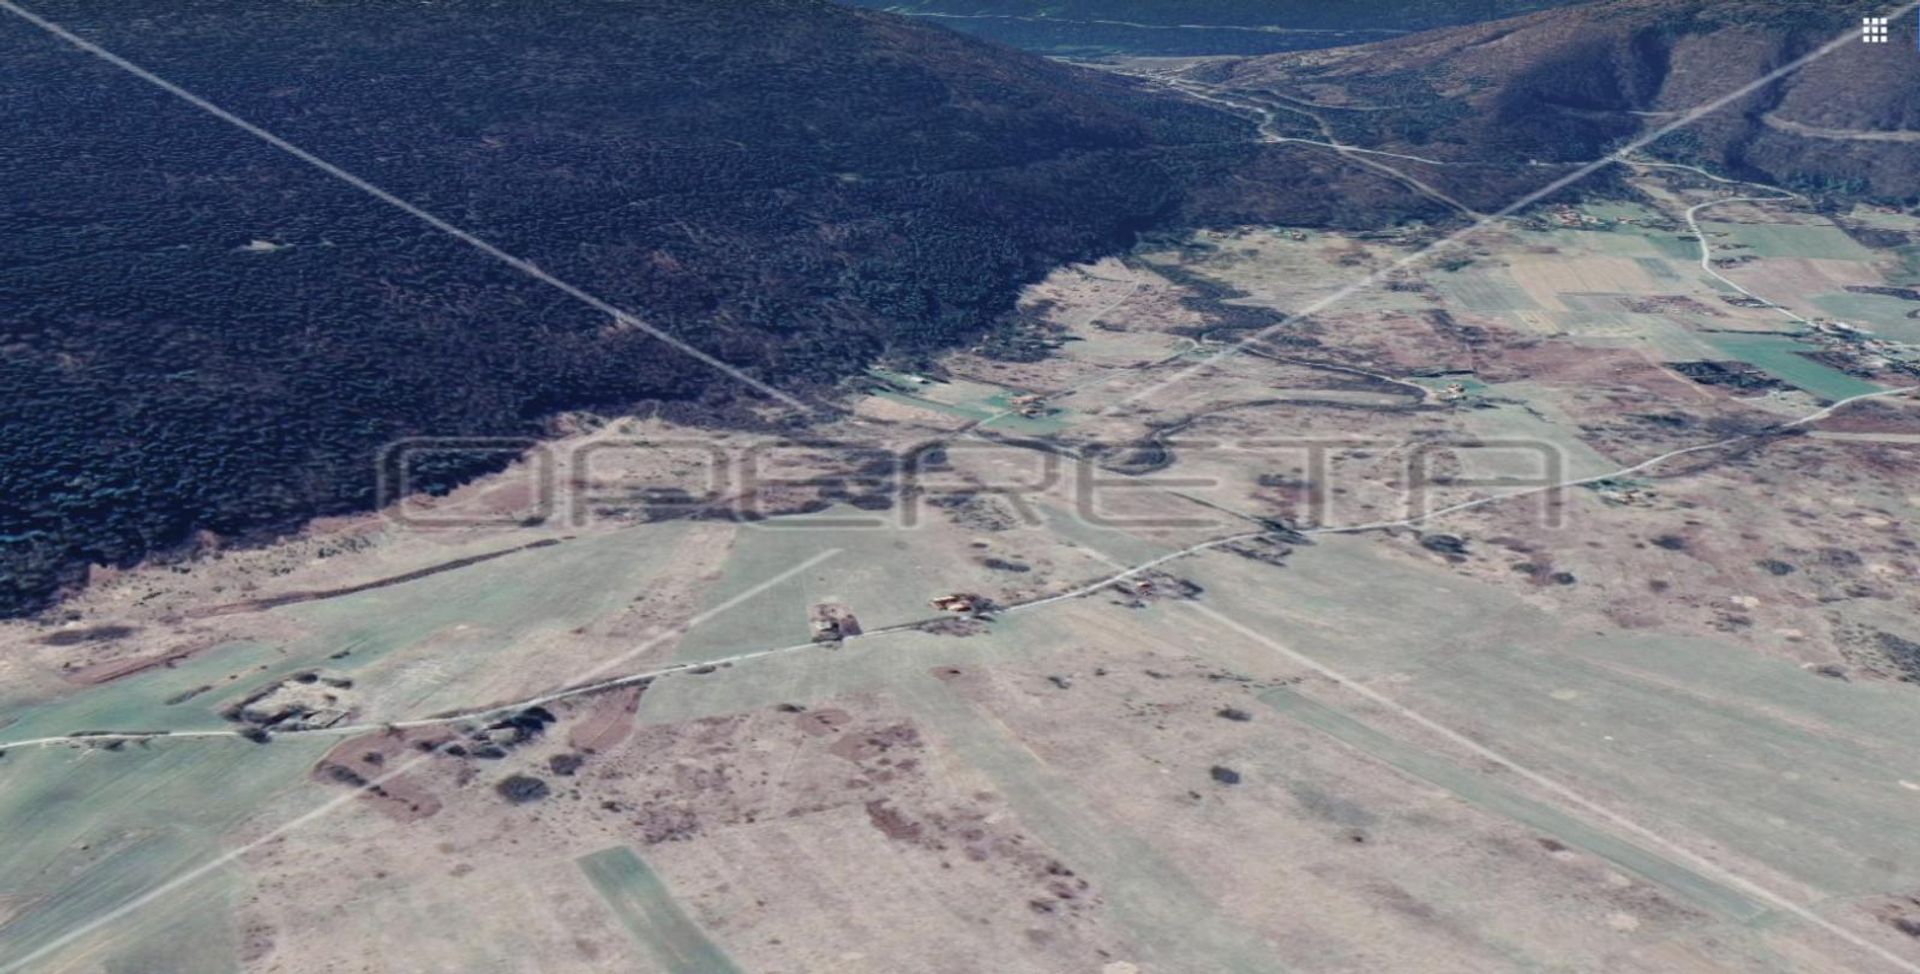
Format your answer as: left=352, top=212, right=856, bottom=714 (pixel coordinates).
left=3, top=165, right=1918, bottom=974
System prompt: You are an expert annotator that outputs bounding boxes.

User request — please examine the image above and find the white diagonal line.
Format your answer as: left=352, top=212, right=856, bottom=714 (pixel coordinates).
left=0, top=549, right=839, bottom=973
left=0, top=0, right=824, bottom=417
left=1050, top=537, right=1920, bottom=974
left=1312, top=383, right=1920, bottom=535
left=1111, top=2, right=1920, bottom=413
left=1171, top=593, right=1920, bottom=974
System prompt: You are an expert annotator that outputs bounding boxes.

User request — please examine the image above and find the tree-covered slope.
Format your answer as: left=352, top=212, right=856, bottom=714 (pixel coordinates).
left=0, top=0, right=1444, bottom=616
left=1203, top=0, right=1920, bottom=198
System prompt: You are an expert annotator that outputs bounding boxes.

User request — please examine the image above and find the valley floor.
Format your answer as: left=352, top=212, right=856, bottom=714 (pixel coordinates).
left=4, top=168, right=1920, bottom=973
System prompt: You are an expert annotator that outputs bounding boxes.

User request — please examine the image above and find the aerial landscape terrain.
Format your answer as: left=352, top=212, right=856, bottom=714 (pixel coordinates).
left=841, top=0, right=1596, bottom=56
left=2, top=0, right=1919, bottom=972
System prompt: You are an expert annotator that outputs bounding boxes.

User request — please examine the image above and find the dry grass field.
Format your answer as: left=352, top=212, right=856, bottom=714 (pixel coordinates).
left=4, top=169, right=1919, bottom=973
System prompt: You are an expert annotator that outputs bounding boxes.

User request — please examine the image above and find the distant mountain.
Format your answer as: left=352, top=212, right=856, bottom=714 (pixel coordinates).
left=0, top=0, right=1444, bottom=616
left=1198, top=0, right=1920, bottom=198
left=837, top=1, right=1591, bottom=56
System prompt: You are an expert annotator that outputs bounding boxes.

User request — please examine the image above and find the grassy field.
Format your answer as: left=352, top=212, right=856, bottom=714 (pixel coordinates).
left=1185, top=534, right=1920, bottom=900
left=1700, top=222, right=1876, bottom=262
left=0, top=736, right=333, bottom=971
left=1258, top=687, right=1764, bottom=920
left=1704, top=334, right=1885, bottom=401
left=1811, top=292, right=1920, bottom=343
left=579, top=846, right=742, bottom=974
left=4, top=186, right=1916, bottom=972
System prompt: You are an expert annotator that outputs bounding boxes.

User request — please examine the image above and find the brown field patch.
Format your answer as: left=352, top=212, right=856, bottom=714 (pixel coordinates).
left=1508, top=255, right=1661, bottom=308
left=566, top=683, right=648, bottom=754
left=313, top=731, right=446, bottom=822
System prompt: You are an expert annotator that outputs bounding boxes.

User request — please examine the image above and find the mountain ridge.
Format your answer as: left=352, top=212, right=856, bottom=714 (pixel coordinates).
left=1196, top=0, right=1920, bottom=198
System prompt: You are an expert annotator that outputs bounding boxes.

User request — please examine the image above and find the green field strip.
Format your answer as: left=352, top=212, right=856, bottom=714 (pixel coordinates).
left=1635, top=256, right=1684, bottom=280
left=668, top=514, right=980, bottom=663
left=1811, top=292, right=1920, bottom=343
left=0, top=737, right=330, bottom=969
left=578, top=845, right=743, bottom=974
left=1258, top=688, right=1766, bottom=922
left=867, top=369, right=1077, bottom=435
left=0, top=640, right=282, bottom=742
left=1702, top=333, right=1884, bottom=401
left=1699, top=222, right=1875, bottom=261
left=0, top=526, right=697, bottom=743
left=636, top=615, right=1060, bottom=726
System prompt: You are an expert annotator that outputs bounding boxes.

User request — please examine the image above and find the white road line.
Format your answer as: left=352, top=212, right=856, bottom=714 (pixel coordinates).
left=13, top=374, right=1910, bottom=757
left=0, top=551, right=840, bottom=753
left=1682, top=192, right=1816, bottom=327
left=0, top=729, right=244, bottom=750
left=1105, top=2, right=1920, bottom=414
left=1627, top=159, right=1817, bottom=327
left=0, top=550, right=837, bottom=974
left=6, top=388, right=1912, bottom=967
left=1169, top=594, right=1920, bottom=974
left=1311, top=384, right=1920, bottom=535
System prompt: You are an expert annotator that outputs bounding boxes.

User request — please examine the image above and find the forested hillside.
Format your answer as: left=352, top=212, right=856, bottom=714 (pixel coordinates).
left=1201, top=0, right=1920, bottom=198
left=0, top=0, right=1444, bottom=616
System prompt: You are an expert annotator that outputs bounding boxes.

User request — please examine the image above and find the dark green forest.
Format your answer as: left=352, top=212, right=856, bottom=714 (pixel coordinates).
left=0, top=0, right=1447, bottom=616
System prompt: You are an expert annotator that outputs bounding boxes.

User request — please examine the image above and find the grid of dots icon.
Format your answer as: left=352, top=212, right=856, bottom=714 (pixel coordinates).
left=1862, top=16, right=1890, bottom=42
